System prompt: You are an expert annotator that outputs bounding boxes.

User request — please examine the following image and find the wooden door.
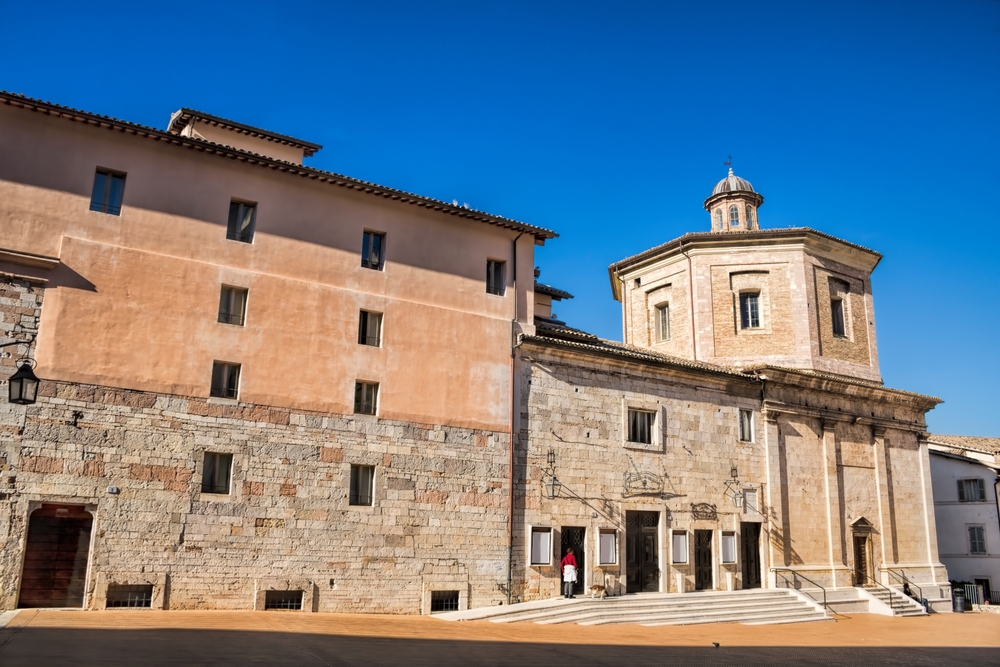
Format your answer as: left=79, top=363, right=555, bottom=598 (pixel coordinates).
left=625, top=512, right=659, bottom=593
left=18, top=505, right=92, bottom=608
left=853, top=535, right=869, bottom=586
left=694, top=530, right=713, bottom=591
left=561, top=527, right=586, bottom=595
left=740, top=522, right=761, bottom=589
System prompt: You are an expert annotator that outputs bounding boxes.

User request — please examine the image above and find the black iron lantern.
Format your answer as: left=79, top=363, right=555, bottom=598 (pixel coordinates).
left=8, top=361, right=39, bottom=405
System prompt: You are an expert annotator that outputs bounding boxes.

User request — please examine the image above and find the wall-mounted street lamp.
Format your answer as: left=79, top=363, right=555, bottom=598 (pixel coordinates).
left=543, top=448, right=560, bottom=499
left=723, top=464, right=744, bottom=508
left=2, top=338, right=39, bottom=405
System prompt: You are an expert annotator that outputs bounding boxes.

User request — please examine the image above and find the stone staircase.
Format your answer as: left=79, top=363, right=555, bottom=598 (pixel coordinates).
left=436, top=589, right=830, bottom=626
left=865, top=586, right=927, bottom=617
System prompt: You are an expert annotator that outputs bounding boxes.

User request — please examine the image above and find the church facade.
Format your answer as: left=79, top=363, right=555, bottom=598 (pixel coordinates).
left=0, top=93, right=949, bottom=614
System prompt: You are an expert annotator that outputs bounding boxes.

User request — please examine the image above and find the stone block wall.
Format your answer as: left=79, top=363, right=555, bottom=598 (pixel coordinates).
left=0, top=381, right=511, bottom=612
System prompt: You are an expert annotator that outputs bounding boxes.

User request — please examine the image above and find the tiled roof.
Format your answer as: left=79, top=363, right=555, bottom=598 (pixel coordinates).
left=167, top=108, right=322, bottom=155
left=608, top=227, right=881, bottom=274
left=928, top=434, right=1000, bottom=455
left=0, top=91, right=557, bottom=241
left=533, top=282, right=574, bottom=300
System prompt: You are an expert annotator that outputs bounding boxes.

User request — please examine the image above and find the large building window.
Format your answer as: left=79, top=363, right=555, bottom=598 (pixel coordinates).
left=729, top=204, right=740, bottom=227
left=487, top=260, right=506, bottom=296
left=354, top=381, right=378, bottom=415
left=959, top=478, right=986, bottom=502
left=227, top=201, right=256, bottom=243
left=627, top=409, right=655, bottom=445
left=739, top=292, right=760, bottom=329
left=90, top=169, right=126, bottom=215
left=969, top=526, right=986, bottom=555
left=218, top=286, right=248, bottom=326
left=349, top=464, right=375, bottom=506
left=361, top=231, right=385, bottom=270
left=831, top=298, right=846, bottom=337
left=358, top=310, right=382, bottom=347
left=201, top=452, right=233, bottom=494
left=210, top=362, right=241, bottom=399
left=656, top=304, right=670, bottom=342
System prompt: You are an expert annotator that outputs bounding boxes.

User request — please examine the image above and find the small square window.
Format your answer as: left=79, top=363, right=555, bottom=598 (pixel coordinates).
left=721, top=532, right=737, bottom=563
left=958, top=478, right=986, bottom=502
left=210, top=362, right=241, bottom=399
left=628, top=409, right=655, bottom=445
left=530, top=526, right=552, bottom=565
left=430, top=590, right=460, bottom=612
left=358, top=310, right=383, bottom=347
left=106, top=584, right=153, bottom=608
left=350, top=464, right=375, bottom=506
left=362, top=231, right=385, bottom=270
left=218, top=286, right=248, bottom=326
left=354, top=381, right=378, bottom=415
left=487, top=260, right=506, bottom=296
left=227, top=201, right=256, bottom=243
left=264, top=590, right=303, bottom=610
left=969, top=526, right=986, bottom=555
left=90, top=169, right=126, bottom=215
left=671, top=531, right=688, bottom=564
left=201, top=452, right=233, bottom=494
left=599, top=530, right=618, bottom=565
left=738, top=409, right=754, bottom=442
left=656, top=304, right=670, bottom=342
left=739, top=292, right=760, bottom=329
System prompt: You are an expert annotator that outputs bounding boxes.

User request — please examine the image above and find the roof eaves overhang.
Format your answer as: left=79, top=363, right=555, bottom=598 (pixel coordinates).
left=2, top=92, right=558, bottom=242
left=748, top=365, right=942, bottom=410
left=167, top=108, right=323, bottom=155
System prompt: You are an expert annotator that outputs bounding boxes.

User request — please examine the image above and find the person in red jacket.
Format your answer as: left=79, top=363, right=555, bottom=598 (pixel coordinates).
left=560, top=548, right=578, bottom=599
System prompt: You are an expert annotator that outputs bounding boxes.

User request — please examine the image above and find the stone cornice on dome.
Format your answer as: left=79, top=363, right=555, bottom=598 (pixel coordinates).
left=607, top=227, right=883, bottom=300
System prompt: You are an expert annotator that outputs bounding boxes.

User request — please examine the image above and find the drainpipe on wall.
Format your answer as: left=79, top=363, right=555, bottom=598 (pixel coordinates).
left=507, top=231, right=524, bottom=606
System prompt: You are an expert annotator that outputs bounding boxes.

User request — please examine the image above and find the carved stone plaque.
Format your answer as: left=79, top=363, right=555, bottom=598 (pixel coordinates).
left=691, top=502, right=718, bottom=521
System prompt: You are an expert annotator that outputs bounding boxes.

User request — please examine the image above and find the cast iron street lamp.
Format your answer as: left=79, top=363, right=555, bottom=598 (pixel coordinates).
left=1, top=338, right=39, bottom=405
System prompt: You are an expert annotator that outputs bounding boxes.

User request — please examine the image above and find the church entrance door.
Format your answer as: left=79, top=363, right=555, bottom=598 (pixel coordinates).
left=853, top=534, right=870, bottom=586
left=694, top=530, right=713, bottom=591
left=740, top=522, right=761, bottom=589
left=625, top=511, right=659, bottom=593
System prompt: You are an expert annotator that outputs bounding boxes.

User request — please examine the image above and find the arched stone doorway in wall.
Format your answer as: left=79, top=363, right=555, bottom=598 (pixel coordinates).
left=18, top=504, right=94, bottom=608
left=851, top=518, right=875, bottom=587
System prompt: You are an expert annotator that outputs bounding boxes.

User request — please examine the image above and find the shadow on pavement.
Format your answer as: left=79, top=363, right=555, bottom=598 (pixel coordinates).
left=0, top=627, right=995, bottom=666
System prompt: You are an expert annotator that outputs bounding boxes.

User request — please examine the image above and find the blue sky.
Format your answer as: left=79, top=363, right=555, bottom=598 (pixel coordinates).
left=3, top=1, right=998, bottom=435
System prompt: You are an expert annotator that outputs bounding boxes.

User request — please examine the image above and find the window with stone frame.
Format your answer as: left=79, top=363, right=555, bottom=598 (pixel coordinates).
left=958, top=478, right=986, bottom=502
left=721, top=532, right=737, bottom=563
left=738, top=409, right=754, bottom=442
left=627, top=408, right=655, bottom=444
left=530, top=526, right=552, bottom=565
left=201, top=452, right=233, bottom=494
left=829, top=278, right=850, bottom=338
left=599, top=530, right=618, bottom=565
left=671, top=531, right=688, bottom=563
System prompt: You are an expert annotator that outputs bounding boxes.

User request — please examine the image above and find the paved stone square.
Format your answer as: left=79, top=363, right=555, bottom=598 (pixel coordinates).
left=1, top=610, right=998, bottom=666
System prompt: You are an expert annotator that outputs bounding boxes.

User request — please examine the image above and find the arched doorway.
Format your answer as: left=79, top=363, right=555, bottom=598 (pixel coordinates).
left=18, top=504, right=93, bottom=608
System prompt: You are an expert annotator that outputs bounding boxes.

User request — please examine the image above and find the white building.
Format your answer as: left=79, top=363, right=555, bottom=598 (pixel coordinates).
left=929, top=435, right=1000, bottom=601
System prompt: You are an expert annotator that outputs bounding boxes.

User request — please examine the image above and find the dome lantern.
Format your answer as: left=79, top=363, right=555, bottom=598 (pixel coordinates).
left=704, top=168, right=764, bottom=233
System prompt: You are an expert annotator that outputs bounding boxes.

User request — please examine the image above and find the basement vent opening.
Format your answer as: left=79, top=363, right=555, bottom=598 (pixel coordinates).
left=106, top=584, right=153, bottom=608
left=264, top=590, right=304, bottom=610
left=430, top=590, right=460, bottom=613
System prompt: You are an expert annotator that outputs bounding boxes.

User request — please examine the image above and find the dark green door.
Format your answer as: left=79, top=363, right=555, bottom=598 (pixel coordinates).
left=625, top=511, right=659, bottom=593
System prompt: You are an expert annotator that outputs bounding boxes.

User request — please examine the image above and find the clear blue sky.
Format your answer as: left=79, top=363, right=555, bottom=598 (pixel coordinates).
left=3, top=1, right=998, bottom=436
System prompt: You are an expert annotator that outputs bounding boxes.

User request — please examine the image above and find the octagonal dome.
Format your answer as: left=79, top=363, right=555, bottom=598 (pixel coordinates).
left=711, top=168, right=756, bottom=196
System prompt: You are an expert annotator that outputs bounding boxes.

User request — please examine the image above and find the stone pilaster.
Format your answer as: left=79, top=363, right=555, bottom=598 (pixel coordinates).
left=820, top=418, right=845, bottom=588
left=872, top=426, right=895, bottom=583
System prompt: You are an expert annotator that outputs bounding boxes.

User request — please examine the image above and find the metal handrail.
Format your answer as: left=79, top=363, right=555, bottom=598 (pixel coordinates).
left=770, top=567, right=828, bottom=613
left=858, top=571, right=896, bottom=612
left=881, top=567, right=923, bottom=602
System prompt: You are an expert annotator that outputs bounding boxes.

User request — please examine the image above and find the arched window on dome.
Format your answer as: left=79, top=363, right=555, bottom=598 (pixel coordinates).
left=713, top=209, right=723, bottom=231
left=745, top=204, right=755, bottom=229
left=729, top=205, right=740, bottom=227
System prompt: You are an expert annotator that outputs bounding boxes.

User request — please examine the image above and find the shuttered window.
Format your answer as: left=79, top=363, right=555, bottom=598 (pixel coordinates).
left=969, top=526, right=986, bottom=554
